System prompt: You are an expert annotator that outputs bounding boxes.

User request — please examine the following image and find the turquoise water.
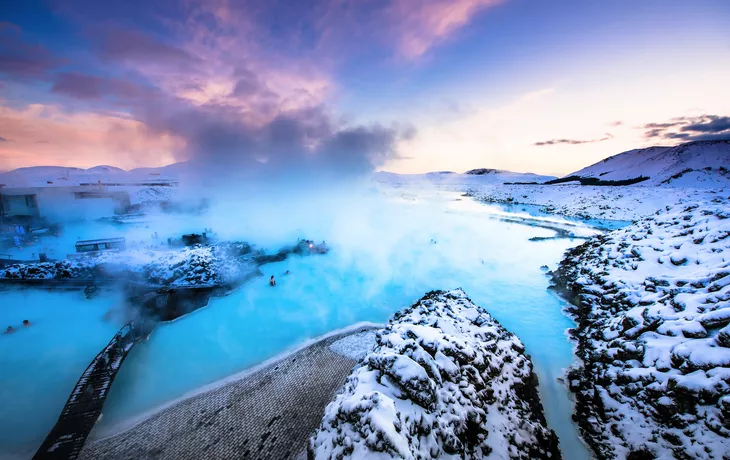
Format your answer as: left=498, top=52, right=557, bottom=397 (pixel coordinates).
left=494, top=201, right=631, bottom=230
left=0, top=191, right=593, bottom=459
left=0, top=290, right=122, bottom=458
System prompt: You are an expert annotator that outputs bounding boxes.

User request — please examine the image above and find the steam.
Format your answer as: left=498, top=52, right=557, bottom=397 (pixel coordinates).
left=141, top=100, right=413, bottom=188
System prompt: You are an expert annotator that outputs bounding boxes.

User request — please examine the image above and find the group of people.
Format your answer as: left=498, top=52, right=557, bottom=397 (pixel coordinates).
left=269, top=270, right=291, bottom=287
left=4, top=320, right=31, bottom=335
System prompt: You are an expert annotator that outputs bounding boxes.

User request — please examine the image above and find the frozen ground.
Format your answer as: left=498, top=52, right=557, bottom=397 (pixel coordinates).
left=310, top=289, right=560, bottom=459
left=552, top=197, right=730, bottom=458
left=466, top=184, right=726, bottom=222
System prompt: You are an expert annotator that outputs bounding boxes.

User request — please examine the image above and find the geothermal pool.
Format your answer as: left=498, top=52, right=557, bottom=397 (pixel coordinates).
left=0, top=191, right=602, bottom=459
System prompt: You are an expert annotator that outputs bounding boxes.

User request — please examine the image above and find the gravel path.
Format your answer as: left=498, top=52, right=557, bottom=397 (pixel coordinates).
left=79, top=327, right=376, bottom=460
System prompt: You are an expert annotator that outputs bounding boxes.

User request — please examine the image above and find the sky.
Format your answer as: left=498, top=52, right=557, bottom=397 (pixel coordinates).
left=1, top=0, right=729, bottom=176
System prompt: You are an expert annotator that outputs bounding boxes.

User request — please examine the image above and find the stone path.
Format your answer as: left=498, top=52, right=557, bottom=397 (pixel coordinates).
left=79, top=327, right=376, bottom=460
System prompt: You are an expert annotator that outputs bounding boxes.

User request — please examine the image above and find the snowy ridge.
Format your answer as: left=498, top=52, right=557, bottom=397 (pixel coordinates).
left=374, top=169, right=555, bottom=186
left=551, top=199, right=730, bottom=458
left=309, top=289, right=561, bottom=459
left=0, top=164, right=180, bottom=187
left=567, top=140, right=730, bottom=187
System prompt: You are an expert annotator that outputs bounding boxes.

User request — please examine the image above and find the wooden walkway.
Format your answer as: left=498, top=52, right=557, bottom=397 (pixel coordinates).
left=33, top=321, right=149, bottom=460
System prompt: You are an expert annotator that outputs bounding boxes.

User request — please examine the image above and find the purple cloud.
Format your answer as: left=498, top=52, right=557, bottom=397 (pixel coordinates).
left=0, top=22, right=62, bottom=79
left=534, top=133, right=613, bottom=147
left=52, top=73, right=104, bottom=100
left=97, top=27, right=202, bottom=70
left=642, top=115, right=730, bottom=142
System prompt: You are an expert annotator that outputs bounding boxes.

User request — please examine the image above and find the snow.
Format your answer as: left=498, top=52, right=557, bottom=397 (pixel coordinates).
left=0, top=164, right=178, bottom=188
left=329, top=330, right=378, bottom=360
left=465, top=182, right=727, bottom=222
left=0, top=242, right=259, bottom=286
left=552, top=198, right=730, bottom=458
left=567, top=140, right=730, bottom=187
left=309, top=289, right=560, bottom=459
left=374, top=168, right=555, bottom=186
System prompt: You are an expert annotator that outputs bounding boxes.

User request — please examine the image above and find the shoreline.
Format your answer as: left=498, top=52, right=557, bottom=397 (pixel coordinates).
left=88, top=321, right=383, bottom=443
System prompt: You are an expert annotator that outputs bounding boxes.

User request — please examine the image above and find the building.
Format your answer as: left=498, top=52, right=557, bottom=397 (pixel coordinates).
left=0, top=186, right=131, bottom=226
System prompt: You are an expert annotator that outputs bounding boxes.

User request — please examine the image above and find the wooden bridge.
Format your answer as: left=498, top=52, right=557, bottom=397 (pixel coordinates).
left=33, top=321, right=150, bottom=460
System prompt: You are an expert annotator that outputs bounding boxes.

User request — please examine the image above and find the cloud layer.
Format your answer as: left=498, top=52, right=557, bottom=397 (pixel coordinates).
left=643, top=115, right=730, bottom=142
left=533, top=133, right=613, bottom=147
left=1, top=0, right=446, bottom=176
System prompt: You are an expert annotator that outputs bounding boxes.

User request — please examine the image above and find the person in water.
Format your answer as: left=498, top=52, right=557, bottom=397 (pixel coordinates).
left=284, top=270, right=290, bottom=275
left=23, top=320, right=31, bottom=327
left=269, top=275, right=276, bottom=287
left=4, top=326, right=14, bottom=335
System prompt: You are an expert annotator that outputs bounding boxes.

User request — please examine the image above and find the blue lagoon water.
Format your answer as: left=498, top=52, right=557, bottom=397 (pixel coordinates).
left=0, top=290, right=122, bottom=458
left=0, top=191, right=594, bottom=459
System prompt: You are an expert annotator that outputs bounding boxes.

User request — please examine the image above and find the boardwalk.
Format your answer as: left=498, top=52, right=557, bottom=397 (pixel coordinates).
left=33, top=322, right=148, bottom=460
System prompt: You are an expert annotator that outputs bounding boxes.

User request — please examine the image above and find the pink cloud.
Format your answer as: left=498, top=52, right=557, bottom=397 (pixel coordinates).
left=0, top=104, right=184, bottom=171
left=388, top=0, right=505, bottom=59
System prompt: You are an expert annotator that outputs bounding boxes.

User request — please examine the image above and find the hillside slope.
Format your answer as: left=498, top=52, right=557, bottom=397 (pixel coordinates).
left=567, top=140, right=730, bottom=187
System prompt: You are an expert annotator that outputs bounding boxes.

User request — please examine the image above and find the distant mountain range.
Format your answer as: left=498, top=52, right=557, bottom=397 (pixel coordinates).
left=1, top=140, right=728, bottom=188
left=377, top=140, right=729, bottom=187
left=0, top=163, right=185, bottom=187
left=373, top=169, right=556, bottom=185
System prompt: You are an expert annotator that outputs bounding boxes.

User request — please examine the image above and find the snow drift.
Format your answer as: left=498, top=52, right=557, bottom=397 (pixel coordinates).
left=551, top=198, right=730, bottom=458
left=309, top=289, right=560, bottom=459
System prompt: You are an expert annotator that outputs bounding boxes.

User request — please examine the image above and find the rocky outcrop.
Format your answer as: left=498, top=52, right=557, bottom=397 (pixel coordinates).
left=308, top=289, right=560, bottom=459
left=0, top=242, right=258, bottom=286
left=551, top=199, right=730, bottom=459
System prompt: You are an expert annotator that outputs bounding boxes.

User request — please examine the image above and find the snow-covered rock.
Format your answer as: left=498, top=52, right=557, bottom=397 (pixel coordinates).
left=0, top=242, right=258, bottom=286
left=566, top=140, right=730, bottom=187
left=309, top=289, right=560, bottom=460
left=551, top=198, right=730, bottom=459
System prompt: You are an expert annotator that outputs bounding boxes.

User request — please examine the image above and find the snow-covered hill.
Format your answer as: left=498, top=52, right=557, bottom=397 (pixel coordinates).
left=374, top=169, right=555, bottom=186
left=0, top=164, right=180, bottom=187
left=566, top=140, right=730, bottom=187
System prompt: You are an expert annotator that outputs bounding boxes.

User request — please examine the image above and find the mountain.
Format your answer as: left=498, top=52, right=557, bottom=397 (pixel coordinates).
left=374, top=169, right=556, bottom=185
left=565, top=140, right=730, bottom=187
